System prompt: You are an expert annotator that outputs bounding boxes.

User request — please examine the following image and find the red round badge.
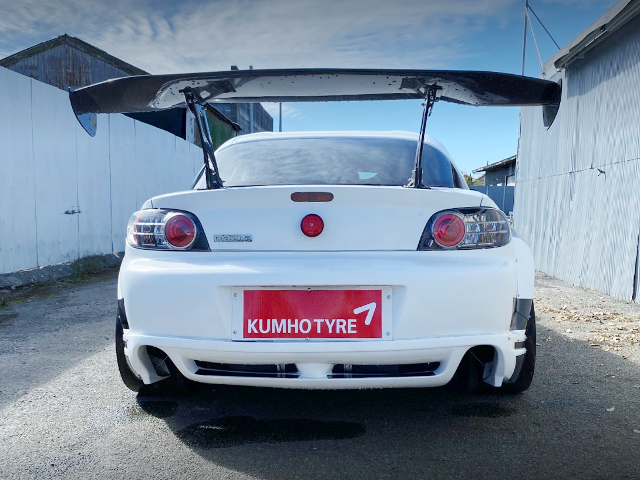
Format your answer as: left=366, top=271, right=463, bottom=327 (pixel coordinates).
left=301, top=214, right=324, bottom=237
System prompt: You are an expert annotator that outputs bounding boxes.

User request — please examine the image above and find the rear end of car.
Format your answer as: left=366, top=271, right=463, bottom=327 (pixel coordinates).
left=116, top=133, right=534, bottom=391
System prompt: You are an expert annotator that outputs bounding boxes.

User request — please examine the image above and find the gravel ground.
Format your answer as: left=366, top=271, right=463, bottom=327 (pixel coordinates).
left=534, top=271, right=640, bottom=366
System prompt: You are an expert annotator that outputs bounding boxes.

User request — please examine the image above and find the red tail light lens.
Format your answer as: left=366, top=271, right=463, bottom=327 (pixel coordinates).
left=301, top=214, right=324, bottom=237
left=165, top=213, right=197, bottom=249
left=127, top=209, right=209, bottom=251
left=432, top=213, right=465, bottom=248
left=418, top=208, right=511, bottom=250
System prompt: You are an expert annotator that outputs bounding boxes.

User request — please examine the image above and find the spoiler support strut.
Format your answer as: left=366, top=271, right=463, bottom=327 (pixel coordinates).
left=409, top=85, right=442, bottom=188
left=183, top=88, right=223, bottom=189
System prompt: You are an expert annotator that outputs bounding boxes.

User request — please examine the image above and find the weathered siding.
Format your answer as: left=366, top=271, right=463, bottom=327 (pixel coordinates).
left=514, top=13, right=640, bottom=301
left=2, top=42, right=141, bottom=90
left=0, top=66, right=203, bottom=274
left=205, top=110, right=240, bottom=149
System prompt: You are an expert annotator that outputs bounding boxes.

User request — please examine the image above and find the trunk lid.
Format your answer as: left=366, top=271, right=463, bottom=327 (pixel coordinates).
left=150, top=185, right=484, bottom=251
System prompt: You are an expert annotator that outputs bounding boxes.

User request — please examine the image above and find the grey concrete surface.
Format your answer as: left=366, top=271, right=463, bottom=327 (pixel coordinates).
left=0, top=271, right=639, bottom=480
left=0, top=253, right=123, bottom=290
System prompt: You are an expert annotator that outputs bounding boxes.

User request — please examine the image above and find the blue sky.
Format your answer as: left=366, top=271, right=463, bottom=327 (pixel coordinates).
left=0, top=0, right=617, bottom=174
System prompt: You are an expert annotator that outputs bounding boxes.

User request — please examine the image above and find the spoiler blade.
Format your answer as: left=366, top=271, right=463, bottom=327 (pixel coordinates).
left=70, top=68, right=561, bottom=135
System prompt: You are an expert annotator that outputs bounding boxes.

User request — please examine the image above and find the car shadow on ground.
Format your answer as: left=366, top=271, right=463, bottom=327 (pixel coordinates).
left=134, top=330, right=640, bottom=479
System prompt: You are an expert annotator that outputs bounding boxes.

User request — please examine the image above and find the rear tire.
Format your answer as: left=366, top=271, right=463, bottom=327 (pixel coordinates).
left=501, top=303, right=536, bottom=394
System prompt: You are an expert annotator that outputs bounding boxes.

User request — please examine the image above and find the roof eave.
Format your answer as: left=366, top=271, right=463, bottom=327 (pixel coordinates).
left=472, top=155, right=516, bottom=174
left=0, top=35, right=68, bottom=67
left=545, top=0, right=640, bottom=72
left=0, top=34, right=148, bottom=76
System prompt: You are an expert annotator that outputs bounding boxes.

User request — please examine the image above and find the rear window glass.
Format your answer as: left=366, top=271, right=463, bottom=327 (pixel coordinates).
left=201, top=137, right=455, bottom=188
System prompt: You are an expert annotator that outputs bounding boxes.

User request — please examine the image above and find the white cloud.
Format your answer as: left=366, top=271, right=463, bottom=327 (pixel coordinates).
left=262, top=103, right=305, bottom=120
left=262, top=102, right=307, bottom=123
left=0, top=0, right=517, bottom=74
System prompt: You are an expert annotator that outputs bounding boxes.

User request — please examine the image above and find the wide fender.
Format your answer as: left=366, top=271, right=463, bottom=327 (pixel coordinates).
left=511, top=236, right=534, bottom=300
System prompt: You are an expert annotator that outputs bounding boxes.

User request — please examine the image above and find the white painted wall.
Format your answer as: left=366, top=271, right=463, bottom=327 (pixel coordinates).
left=0, top=66, right=204, bottom=274
left=514, top=14, right=640, bottom=301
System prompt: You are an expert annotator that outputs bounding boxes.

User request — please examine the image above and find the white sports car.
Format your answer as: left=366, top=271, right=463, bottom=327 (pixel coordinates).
left=70, top=69, right=561, bottom=394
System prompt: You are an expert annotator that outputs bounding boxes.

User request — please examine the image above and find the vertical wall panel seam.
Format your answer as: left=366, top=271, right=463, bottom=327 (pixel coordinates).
left=29, top=78, right=39, bottom=268
left=75, top=121, right=80, bottom=260
left=108, top=115, right=114, bottom=254
left=632, top=230, right=640, bottom=301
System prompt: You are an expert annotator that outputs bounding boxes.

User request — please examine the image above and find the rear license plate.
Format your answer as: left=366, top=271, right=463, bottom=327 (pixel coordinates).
left=231, top=287, right=392, bottom=341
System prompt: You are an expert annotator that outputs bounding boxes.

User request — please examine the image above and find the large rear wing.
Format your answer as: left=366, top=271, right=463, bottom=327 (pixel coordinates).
left=70, top=68, right=561, bottom=134
left=69, top=68, right=561, bottom=189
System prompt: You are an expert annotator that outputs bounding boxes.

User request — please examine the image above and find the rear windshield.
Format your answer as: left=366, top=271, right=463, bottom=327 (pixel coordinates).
left=200, top=137, right=457, bottom=188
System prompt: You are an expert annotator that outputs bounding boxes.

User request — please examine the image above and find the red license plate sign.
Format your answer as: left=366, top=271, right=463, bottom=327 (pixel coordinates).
left=242, top=289, right=383, bottom=339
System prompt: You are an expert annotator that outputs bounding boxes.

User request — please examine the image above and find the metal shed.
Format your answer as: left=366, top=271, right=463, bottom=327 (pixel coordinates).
left=0, top=34, right=147, bottom=89
left=515, top=0, right=640, bottom=301
left=0, top=35, right=270, bottom=145
left=471, top=155, right=516, bottom=214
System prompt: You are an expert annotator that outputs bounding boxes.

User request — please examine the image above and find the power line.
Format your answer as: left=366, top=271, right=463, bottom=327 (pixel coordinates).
left=526, top=8, right=545, bottom=77
left=528, top=3, right=561, bottom=50
left=521, top=0, right=561, bottom=76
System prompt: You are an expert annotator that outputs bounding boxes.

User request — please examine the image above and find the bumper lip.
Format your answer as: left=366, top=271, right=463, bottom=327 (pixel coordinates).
left=124, top=332, right=526, bottom=389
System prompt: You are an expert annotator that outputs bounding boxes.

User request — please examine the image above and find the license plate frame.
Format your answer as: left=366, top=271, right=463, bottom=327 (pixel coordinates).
left=231, top=286, right=393, bottom=341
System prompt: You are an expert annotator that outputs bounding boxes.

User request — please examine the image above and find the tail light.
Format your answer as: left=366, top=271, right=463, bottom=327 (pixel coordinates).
left=126, top=209, right=210, bottom=251
left=432, top=213, right=465, bottom=247
left=418, top=207, right=511, bottom=250
left=164, top=213, right=197, bottom=248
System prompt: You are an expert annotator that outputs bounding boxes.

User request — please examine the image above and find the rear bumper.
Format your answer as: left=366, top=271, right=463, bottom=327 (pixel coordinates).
left=124, top=331, right=526, bottom=389
left=118, top=246, right=530, bottom=389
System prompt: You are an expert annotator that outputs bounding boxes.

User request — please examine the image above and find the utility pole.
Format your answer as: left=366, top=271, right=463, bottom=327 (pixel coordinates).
left=279, top=103, right=282, bottom=132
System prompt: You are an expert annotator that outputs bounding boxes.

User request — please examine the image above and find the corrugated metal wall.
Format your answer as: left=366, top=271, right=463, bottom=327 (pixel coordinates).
left=470, top=185, right=515, bottom=214
left=0, top=66, right=203, bottom=274
left=514, top=14, right=640, bottom=301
